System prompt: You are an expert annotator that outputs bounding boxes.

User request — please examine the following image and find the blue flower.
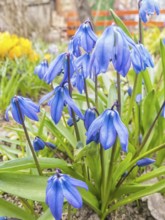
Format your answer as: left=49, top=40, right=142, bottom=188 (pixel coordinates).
left=75, top=53, right=91, bottom=78
left=89, top=25, right=138, bottom=77
left=46, top=169, right=88, bottom=220
left=136, top=158, right=155, bottom=167
left=39, top=86, right=84, bottom=124
left=33, top=136, right=56, bottom=152
left=67, top=116, right=80, bottom=126
left=34, top=60, right=49, bottom=80
left=89, top=25, right=154, bottom=77
left=0, top=217, right=7, bottom=220
left=70, top=20, right=97, bottom=54
left=131, top=44, right=154, bottom=73
left=139, top=0, right=160, bottom=23
left=72, top=69, right=85, bottom=94
left=5, top=96, right=40, bottom=125
left=44, top=53, right=75, bottom=84
left=84, top=108, right=99, bottom=143
left=86, top=109, right=128, bottom=151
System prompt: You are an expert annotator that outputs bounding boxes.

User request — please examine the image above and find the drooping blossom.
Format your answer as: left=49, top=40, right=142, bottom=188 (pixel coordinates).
left=5, top=96, right=40, bottom=125
left=46, top=169, right=88, bottom=220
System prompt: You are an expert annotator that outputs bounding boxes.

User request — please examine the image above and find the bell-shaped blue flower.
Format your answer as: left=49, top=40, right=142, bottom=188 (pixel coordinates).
left=39, top=86, right=84, bottom=124
left=75, top=53, right=91, bottom=78
left=71, top=20, right=97, bottom=54
left=89, top=25, right=139, bottom=77
left=34, top=60, right=49, bottom=80
left=46, top=169, right=88, bottom=220
left=131, top=43, right=154, bottom=73
left=84, top=108, right=99, bottom=143
left=5, top=96, right=40, bottom=125
left=72, top=69, right=85, bottom=94
left=136, top=158, right=155, bottom=167
left=44, top=53, right=75, bottom=84
left=86, top=109, right=128, bottom=151
left=33, top=136, right=56, bottom=152
left=139, top=0, right=160, bottom=23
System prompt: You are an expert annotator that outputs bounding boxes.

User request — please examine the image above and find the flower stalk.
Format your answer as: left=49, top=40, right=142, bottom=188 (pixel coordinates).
left=15, top=99, right=42, bottom=176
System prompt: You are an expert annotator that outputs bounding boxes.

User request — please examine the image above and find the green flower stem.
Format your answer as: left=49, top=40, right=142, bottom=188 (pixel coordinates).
left=125, top=74, right=138, bottom=126
left=115, top=165, right=136, bottom=188
left=135, top=101, right=165, bottom=157
left=67, top=53, right=80, bottom=141
left=68, top=204, right=72, bottom=220
left=95, top=75, right=98, bottom=109
left=101, top=141, right=117, bottom=213
left=100, top=145, right=106, bottom=202
left=138, top=0, right=143, bottom=44
left=117, top=72, right=121, bottom=115
left=84, top=78, right=90, bottom=108
left=15, top=101, right=42, bottom=176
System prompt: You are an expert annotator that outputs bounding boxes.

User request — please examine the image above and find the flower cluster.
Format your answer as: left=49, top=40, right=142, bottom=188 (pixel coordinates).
left=0, top=32, right=38, bottom=61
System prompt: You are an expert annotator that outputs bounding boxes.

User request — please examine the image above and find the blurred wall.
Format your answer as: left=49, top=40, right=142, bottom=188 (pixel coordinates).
left=0, top=0, right=51, bottom=38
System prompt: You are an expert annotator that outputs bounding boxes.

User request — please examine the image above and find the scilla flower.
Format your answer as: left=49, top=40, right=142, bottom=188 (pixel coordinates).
left=139, top=0, right=160, bottom=23
left=131, top=43, right=154, bottom=73
left=86, top=109, right=128, bottom=151
left=84, top=108, right=99, bottom=143
left=70, top=20, right=97, bottom=55
left=33, top=136, right=56, bottom=152
left=5, top=96, right=40, bottom=124
left=44, top=53, right=75, bottom=84
left=89, top=25, right=139, bottom=77
left=46, top=169, right=88, bottom=220
left=39, top=85, right=84, bottom=124
left=34, top=60, right=49, bottom=80
left=136, top=158, right=155, bottom=167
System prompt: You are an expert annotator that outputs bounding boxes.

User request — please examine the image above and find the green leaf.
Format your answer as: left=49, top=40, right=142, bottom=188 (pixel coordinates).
left=134, top=166, right=165, bottom=183
left=113, top=153, right=132, bottom=184
left=79, top=188, right=101, bottom=215
left=0, top=157, right=70, bottom=173
left=109, top=8, right=132, bottom=38
left=37, top=209, right=54, bottom=220
left=108, top=179, right=165, bottom=213
left=0, top=198, right=36, bottom=220
left=160, top=39, right=165, bottom=98
left=0, top=173, right=47, bottom=202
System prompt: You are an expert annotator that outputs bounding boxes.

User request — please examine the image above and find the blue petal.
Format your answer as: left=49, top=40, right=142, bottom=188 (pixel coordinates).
left=63, top=175, right=88, bottom=190
left=5, top=105, right=11, bottom=121
left=64, top=87, right=84, bottom=120
left=33, top=137, right=45, bottom=151
left=61, top=178, right=83, bottom=208
left=44, top=53, right=66, bottom=84
left=50, top=87, right=64, bottom=124
left=86, top=112, right=105, bottom=144
left=39, top=90, right=55, bottom=105
left=93, top=26, right=115, bottom=73
left=99, top=111, right=117, bottom=150
left=61, top=54, right=75, bottom=85
left=19, top=98, right=39, bottom=121
left=46, top=178, right=64, bottom=220
left=136, top=158, right=155, bottom=167
left=84, top=108, right=97, bottom=130
left=113, top=110, right=128, bottom=152
left=11, top=98, right=23, bottom=124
